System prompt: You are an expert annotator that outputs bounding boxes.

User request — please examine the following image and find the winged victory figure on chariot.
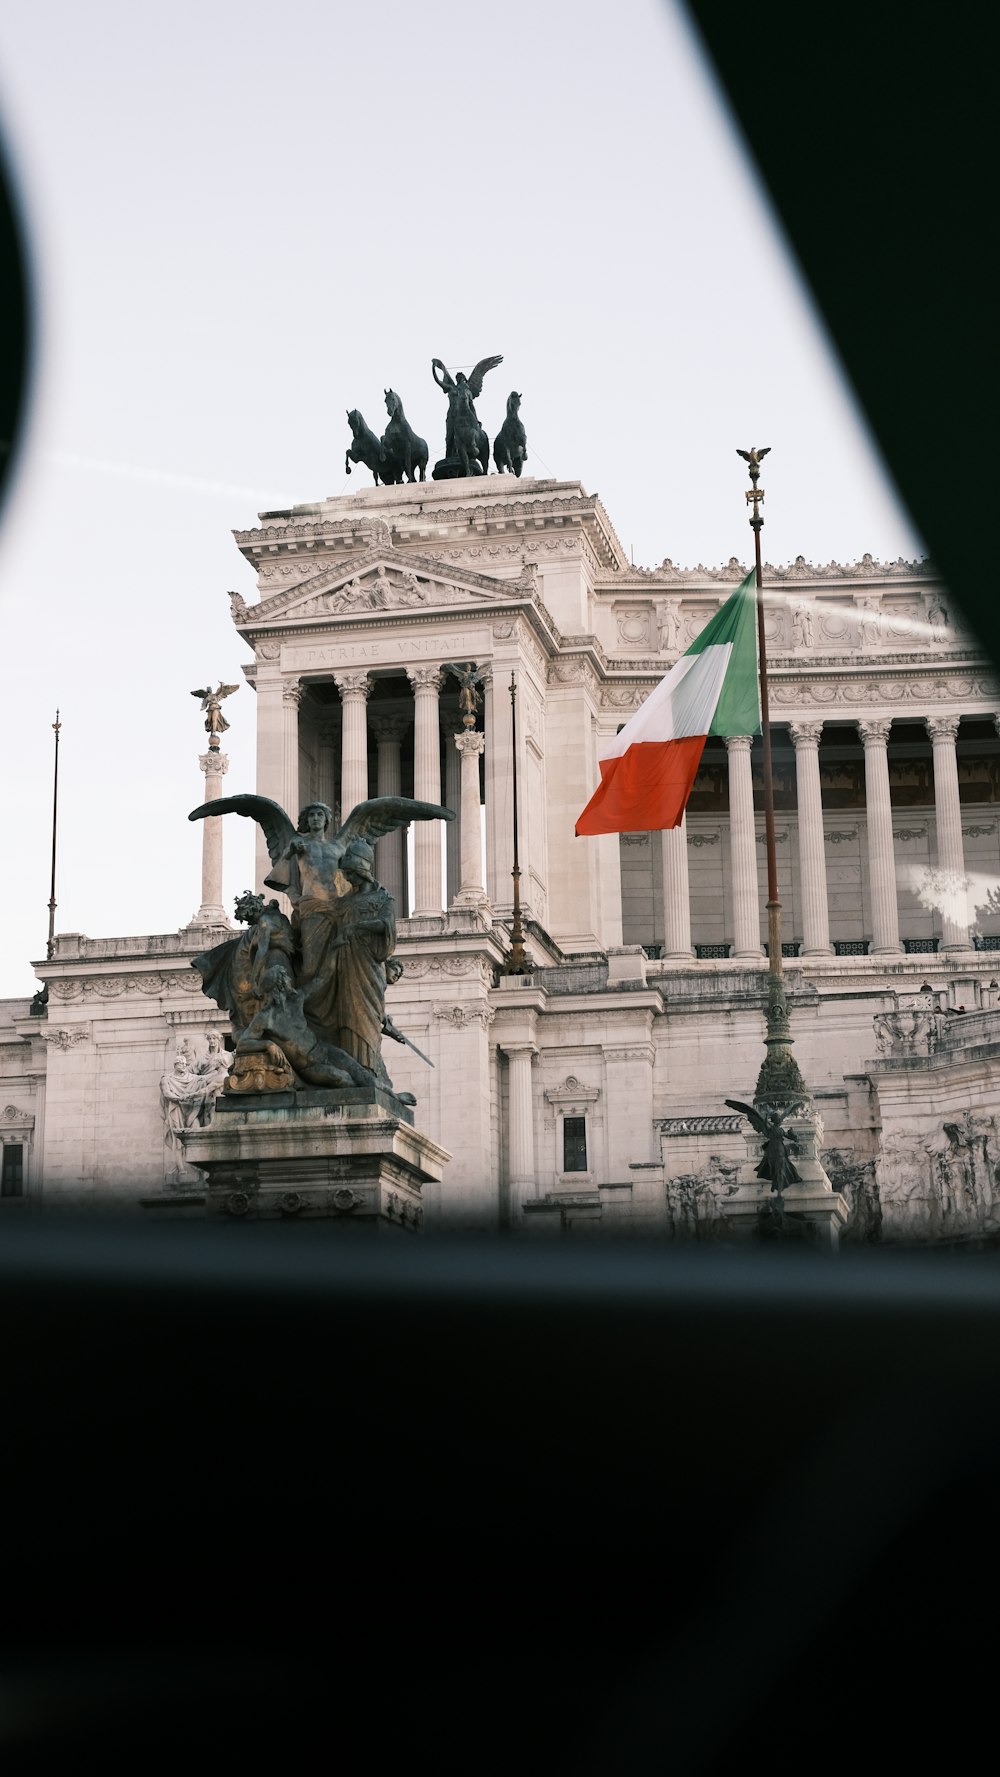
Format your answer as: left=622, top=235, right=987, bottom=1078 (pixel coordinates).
left=431, top=353, right=504, bottom=477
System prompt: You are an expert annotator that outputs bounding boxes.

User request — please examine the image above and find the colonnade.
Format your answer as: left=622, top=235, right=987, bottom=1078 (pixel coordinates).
left=285, top=668, right=490, bottom=914
left=660, top=716, right=977, bottom=958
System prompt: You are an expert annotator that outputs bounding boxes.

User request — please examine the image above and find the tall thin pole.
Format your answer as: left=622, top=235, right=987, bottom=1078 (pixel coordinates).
left=739, top=450, right=807, bottom=1106
left=46, top=709, right=61, bottom=960
left=749, top=468, right=780, bottom=957
left=501, top=671, right=532, bottom=975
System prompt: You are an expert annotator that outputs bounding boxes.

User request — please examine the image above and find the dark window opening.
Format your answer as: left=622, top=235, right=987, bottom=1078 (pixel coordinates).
left=563, top=1117, right=588, bottom=1174
left=1, top=1144, right=24, bottom=1197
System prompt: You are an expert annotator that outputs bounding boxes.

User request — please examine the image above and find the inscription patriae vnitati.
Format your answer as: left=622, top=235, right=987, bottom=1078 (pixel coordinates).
left=291, top=630, right=493, bottom=668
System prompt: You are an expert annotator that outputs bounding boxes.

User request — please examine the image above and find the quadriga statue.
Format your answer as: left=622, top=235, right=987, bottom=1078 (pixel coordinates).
left=189, top=795, right=455, bottom=1101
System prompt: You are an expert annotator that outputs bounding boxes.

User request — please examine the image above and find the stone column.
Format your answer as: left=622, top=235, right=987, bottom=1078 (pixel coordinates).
left=372, top=715, right=408, bottom=914
left=442, top=715, right=463, bottom=903
left=195, top=747, right=229, bottom=921
left=726, top=735, right=763, bottom=958
left=789, top=721, right=833, bottom=956
left=315, top=719, right=338, bottom=821
left=482, top=665, right=508, bottom=910
left=504, top=1043, right=537, bottom=1223
left=253, top=673, right=285, bottom=893
left=859, top=719, right=902, bottom=954
left=335, top=671, right=371, bottom=820
left=660, top=816, right=693, bottom=958
left=407, top=667, right=444, bottom=914
left=281, top=681, right=301, bottom=825
left=454, top=731, right=488, bottom=906
left=928, top=715, right=972, bottom=951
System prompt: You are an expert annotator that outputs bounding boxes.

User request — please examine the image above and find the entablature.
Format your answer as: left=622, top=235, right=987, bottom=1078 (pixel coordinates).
left=236, top=478, right=629, bottom=581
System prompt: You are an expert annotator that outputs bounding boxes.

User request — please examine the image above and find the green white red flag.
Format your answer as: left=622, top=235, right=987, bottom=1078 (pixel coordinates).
left=575, top=569, right=761, bottom=836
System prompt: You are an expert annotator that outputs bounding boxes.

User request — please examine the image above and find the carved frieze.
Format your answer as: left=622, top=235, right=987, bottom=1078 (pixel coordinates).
left=434, top=1004, right=496, bottom=1029
left=600, top=686, right=645, bottom=710
left=40, top=1027, right=91, bottom=1050
left=1, top=1103, right=34, bottom=1125
left=614, top=606, right=652, bottom=649
left=543, top=1075, right=601, bottom=1109
left=769, top=674, right=998, bottom=708
left=402, top=954, right=495, bottom=987
left=658, top=1115, right=743, bottom=1135
left=47, top=972, right=202, bottom=1001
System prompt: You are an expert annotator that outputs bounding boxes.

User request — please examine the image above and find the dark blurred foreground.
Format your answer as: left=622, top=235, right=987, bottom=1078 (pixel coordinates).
left=2, top=1221, right=998, bottom=1771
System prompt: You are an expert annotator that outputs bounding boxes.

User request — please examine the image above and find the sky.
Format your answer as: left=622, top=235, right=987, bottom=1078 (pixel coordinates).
left=0, top=0, right=924, bottom=999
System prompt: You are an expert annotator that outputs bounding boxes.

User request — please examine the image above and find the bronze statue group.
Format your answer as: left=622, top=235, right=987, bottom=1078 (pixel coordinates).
left=346, top=354, right=527, bottom=485
left=190, top=795, right=455, bottom=1103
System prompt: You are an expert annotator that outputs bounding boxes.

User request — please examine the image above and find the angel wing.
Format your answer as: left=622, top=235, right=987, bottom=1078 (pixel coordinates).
left=191, top=688, right=211, bottom=703
left=442, top=662, right=484, bottom=686
left=725, top=1098, right=767, bottom=1135
left=188, top=792, right=297, bottom=866
left=337, top=796, right=455, bottom=852
left=465, top=355, right=503, bottom=400
left=215, top=682, right=240, bottom=700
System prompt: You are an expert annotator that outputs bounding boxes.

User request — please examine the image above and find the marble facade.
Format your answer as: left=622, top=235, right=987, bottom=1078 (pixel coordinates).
left=5, top=475, right=1000, bottom=1241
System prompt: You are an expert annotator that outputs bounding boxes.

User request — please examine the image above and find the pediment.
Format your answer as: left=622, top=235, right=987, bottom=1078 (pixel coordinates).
left=234, top=549, right=535, bottom=628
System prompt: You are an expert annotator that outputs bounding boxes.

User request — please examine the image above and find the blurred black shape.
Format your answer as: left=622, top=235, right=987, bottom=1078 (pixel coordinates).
left=2, top=1223, right=999, bottom=1771
left=0, top=125, right=31, bottom=523
left=684, top=0, right=995, bottom=664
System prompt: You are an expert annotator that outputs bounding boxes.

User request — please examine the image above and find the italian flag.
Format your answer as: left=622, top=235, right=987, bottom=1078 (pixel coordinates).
left=576, top=570, right=761, bottom=836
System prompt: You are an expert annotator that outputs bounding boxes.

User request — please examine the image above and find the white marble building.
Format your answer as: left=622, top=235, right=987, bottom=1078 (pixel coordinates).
left=5, top=475, right=1000, bottom=1241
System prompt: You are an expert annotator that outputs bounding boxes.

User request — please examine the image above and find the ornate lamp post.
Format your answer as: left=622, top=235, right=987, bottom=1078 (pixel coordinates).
left=738, top=448, right=808, bottom=1107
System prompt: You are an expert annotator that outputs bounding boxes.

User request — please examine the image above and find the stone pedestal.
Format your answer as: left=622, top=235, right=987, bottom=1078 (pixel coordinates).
left=178, top=1087, right=450, bottom=1230
left=719, top=1108, right=849, bottom=1249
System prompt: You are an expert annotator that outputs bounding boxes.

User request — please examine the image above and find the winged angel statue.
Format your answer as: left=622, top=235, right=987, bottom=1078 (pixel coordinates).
left=192, top=681, right=240, bottom=740
left=431, top=354, right=503, bottom=477
left=189, top=793, right=455, bottom=1099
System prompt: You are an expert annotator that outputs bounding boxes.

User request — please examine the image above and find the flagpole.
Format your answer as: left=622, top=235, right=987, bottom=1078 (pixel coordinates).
left=739, top=450, right=808, bottom=1106
left=500, top=670, right=532, bottom=976
left=46, top=708, right=62, bottom=961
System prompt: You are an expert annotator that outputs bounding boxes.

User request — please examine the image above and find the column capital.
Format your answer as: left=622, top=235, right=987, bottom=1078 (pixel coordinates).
left=788, top=720, right=824, bottom=750
left=500, top=1042, right=538, bottom=1062
left=455, top=730, right=486, bottom=759
left=199, top=751, right=230, bottom=778
left=334, top=670, right=371, bottom=702
left=407, top=666, right=444, bottom=694
left=281, top=680, right=303, bottom=707
left=858, top=718, right=892, bottom=748
left=926, top=714, right=961, bottom=745
left=372, top=714, right=409, bottom=746
left=724, top=733, right=754, bottom=755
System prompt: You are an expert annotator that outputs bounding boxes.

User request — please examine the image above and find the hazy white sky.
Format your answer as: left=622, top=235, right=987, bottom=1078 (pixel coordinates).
left=0, top=0, right=923, bottom=998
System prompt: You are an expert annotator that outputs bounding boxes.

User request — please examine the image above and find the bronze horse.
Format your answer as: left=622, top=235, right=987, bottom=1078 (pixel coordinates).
left=380, top=390, right=428, bottom=484
left=345, top=409, right=385, bottom=484
left=493, top=391, right=527, bottom=477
